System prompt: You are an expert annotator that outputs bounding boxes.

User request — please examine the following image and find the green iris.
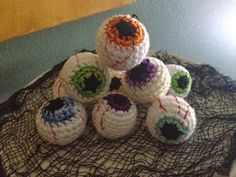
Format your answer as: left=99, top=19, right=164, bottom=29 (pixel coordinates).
left=70, top=65, right=106, bottom=98
left=155, top=116, right=189, bottom=142
left=171, top=71, right=191, bottom=94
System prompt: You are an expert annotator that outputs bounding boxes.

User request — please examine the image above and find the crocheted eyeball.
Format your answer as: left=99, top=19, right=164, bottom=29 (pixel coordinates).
left=122, top=57, right=171, bottom=104
left=53, top=52, right=112, bottom=103
left=146, top=95, right=196, bottom=144
left=96, top=15, right=150, bottom=71
left=166, top=64, right=192, bottom=98
left=109, top=70, right=124, bottom=92
left=36, top=97, right=87, bottom=145
left=92, top=92, right=137, bottom=139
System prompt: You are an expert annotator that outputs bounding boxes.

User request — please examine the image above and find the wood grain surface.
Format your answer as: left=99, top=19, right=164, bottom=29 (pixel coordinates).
left=0, top=0, right=135, bottom=41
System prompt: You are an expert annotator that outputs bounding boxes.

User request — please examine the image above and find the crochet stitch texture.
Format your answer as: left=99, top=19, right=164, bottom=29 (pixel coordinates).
left=53, top=52, right=111, bottom=103
left=36, top=97, right=87, bottom=145
left=92, top=92, right=137, bottom=139
left=96, top=15, right=149, bottom=71
left=166, top=64, right=192, bottom=98
left=146, top=95, right=196, bottom=144
left=123, top=57, right=171, bottom=103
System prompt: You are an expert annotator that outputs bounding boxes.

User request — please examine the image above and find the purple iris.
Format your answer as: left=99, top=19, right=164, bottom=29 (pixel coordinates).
left=125, top=59, right=158, bottom=87
left=103, top=93, right=131, bottom=112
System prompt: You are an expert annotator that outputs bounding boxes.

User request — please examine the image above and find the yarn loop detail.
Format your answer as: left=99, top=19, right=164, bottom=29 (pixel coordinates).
left=105, top=16, right=144, bottom=47
left=70, top=65, right=106, bottom=98
left=42, top=98, right=75, bottom=124
left=103, top=93, right=131, bottom=112
left=171, top=71, right=191, bottom=94
left=155, top=116, right=189, bottom=142
left=126, top=59, right=157, bottom=87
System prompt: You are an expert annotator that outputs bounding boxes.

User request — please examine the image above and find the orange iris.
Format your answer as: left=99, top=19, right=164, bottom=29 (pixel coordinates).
left=105, top=16, right=144, bottom=47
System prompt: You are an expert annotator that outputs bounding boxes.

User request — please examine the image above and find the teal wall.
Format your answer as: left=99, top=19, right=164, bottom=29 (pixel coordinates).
left=1, top=0, right=236, bottom=103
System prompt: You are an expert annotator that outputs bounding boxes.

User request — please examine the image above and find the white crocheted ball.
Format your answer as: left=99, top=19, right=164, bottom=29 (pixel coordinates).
left=53, top=52, right=111, bottom=103
left=146, top=95, right=196, bottom=144
left=122, top=57, right=171, bottom=104
left=166, top=64, right=192, bottom=98
left=92, top=92, right=137, bottom=139
left=96, top=15, right=150, bottom=71
left=36, top=97, right=87, bottom=145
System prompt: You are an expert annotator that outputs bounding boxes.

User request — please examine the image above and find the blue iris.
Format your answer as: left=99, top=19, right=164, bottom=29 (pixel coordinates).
left=41, top=98, right=75, bottom=124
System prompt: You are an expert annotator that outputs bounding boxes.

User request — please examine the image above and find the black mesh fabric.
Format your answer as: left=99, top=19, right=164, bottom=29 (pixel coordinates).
left=0, top=50, right=236, bottom=177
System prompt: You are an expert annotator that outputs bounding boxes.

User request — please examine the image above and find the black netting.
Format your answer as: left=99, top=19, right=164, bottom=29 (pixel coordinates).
left=0, top=51, right=236, bottom=177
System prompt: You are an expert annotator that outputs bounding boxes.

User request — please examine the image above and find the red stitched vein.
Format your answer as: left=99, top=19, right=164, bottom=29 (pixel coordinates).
left=183, top=105, right=190, bottom=120
left=81, top=116, right=86, bottom=123
left=105, top=41, right=134, bottom=69
left=59, top=77, right=69, bottom=85
left=54, top=78, right=60, bottom=94
left=100, top=107, right=110, bottom=130
left=174, top=96, right=181, bottom=114
left=56, top=77, right=68, bottom=96
left=57, top=82, right=62, bottom=96
left=158, top=98, right=167, bottom=112
left=93, top=104, right=101, bottom=122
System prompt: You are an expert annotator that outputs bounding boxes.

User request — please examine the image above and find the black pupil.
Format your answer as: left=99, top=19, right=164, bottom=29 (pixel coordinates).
left=177, top=75, right=189, bottom=89
left=45, top=98, right=64, bottom=113
left=160, top=122, right=183, bottom=140
left=110, top=77, right=122, bottom=91
left=83, top=74, right=101, bottom=93
left=112, top=94, right=129, bottom=106
left=114, top=19, right=137, bottom=38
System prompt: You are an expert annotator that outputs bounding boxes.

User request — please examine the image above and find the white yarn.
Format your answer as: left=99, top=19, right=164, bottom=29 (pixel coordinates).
left=166, top=64, right=192, bottom=98
left=92, top=92, right=137, bottom=139
left=122, top=57, right=171, bottom=104
left=36, top=99, right=87, bottom=145
left=53, top=52, right=111, bottom=103
left=96, top=15, right=150, bottom=71
left=146, top=95, right=196, bottom=144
